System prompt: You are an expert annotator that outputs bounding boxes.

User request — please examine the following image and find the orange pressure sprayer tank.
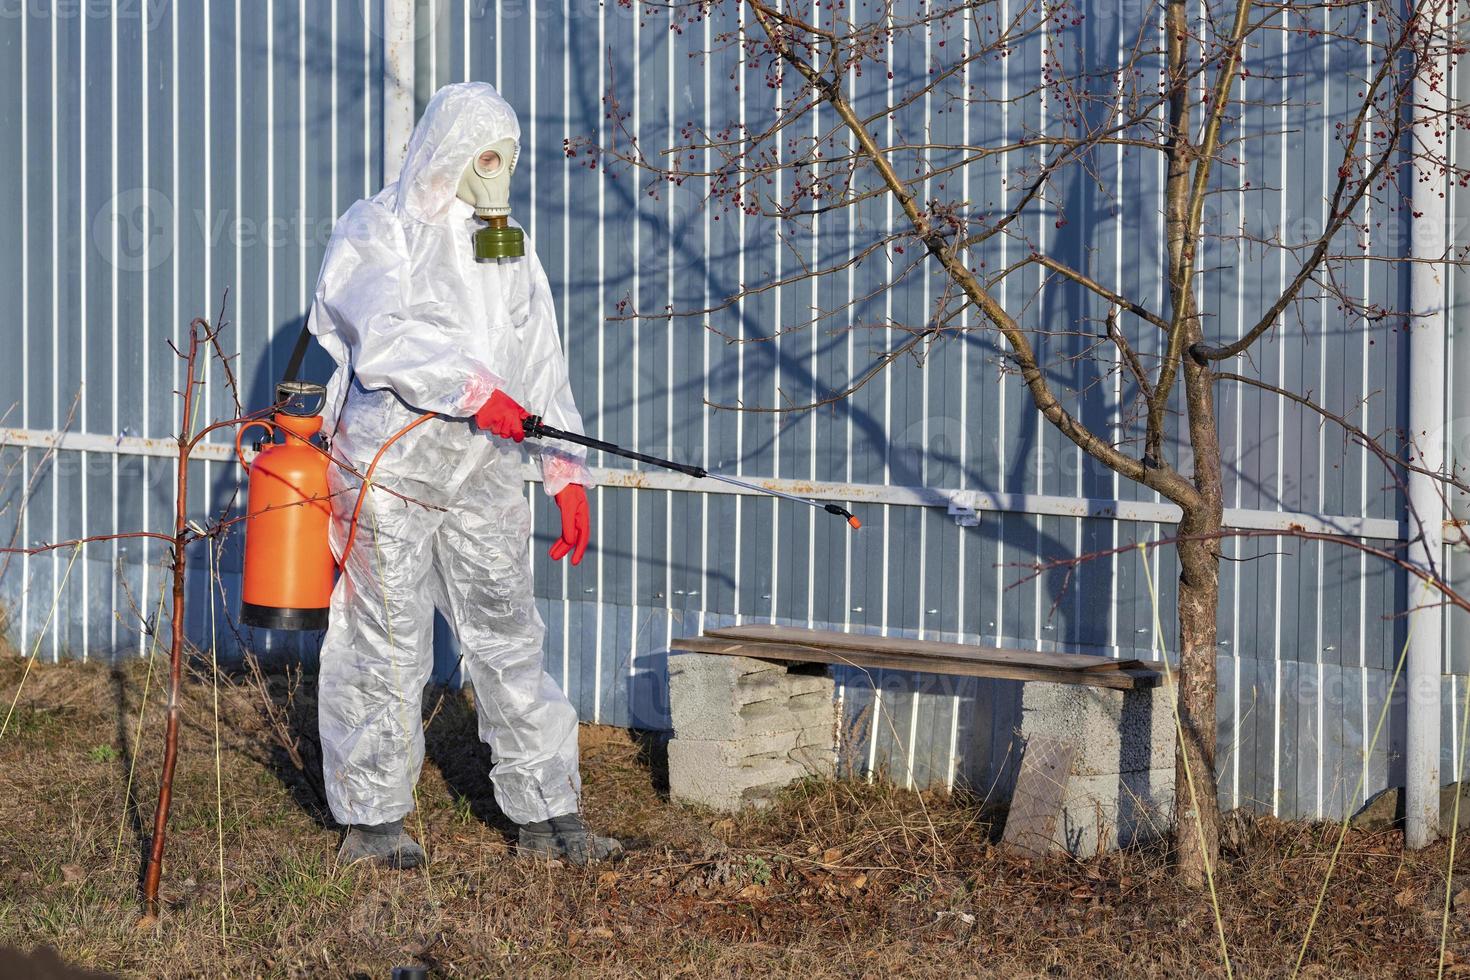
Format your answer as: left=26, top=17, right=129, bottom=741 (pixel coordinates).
left=236, top=382, right=335, bottom=630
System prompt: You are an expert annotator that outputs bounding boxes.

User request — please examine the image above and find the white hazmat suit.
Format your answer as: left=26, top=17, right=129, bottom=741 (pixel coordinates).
left=309, top=82, right=592, bottom=829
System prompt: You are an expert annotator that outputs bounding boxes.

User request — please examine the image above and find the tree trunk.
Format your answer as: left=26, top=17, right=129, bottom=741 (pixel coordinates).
left=140, top=539, right=187, bottom=919
left=1174, top=505, right=1222, bottom=889
left=1159, top=0, right=1228, bottom=888
left=139, top=321, right=200, bottom=922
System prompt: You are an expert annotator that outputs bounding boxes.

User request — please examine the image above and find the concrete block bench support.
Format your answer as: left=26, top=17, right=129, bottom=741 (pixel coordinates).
left=1014, top=682, right=1177, bottom=856
left=667, top=625, right=1176, bottom=855
left=667, top=652, right=837, bottom=811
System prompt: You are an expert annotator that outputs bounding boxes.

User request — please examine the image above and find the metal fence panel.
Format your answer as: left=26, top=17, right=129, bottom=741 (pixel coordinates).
left=0, top=0, right=1456, bottom=820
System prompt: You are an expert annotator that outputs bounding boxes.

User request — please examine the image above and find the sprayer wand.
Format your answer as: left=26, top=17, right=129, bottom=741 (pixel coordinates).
left=522, top=415, right=862, bottom=530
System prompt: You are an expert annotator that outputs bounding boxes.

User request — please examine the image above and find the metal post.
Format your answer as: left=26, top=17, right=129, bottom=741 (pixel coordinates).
left=1406, top=0, right=1450, bottom=850
left=382, top=0, right=416, bottom=183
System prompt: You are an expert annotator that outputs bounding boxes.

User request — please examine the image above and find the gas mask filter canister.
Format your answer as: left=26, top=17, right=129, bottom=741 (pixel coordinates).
left=457, top=137, right=525, bottom=261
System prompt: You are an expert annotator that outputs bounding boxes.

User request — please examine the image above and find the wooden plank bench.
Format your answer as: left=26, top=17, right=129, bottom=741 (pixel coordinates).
left=666, top=625, right=1177, bottom=857
left=676, top=624, right=1170, bottom=690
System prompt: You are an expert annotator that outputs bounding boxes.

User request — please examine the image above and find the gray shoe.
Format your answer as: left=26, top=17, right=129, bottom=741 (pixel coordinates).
left=337, top=819, right=426, bottom=869
left=517, top=813, right=622, bottom=866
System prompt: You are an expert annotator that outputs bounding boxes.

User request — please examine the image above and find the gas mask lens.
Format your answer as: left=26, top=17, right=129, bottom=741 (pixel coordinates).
left=474, top=147, right=506, bottom=181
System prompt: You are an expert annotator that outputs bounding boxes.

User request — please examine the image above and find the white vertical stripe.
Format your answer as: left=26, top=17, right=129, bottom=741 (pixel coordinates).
left=43, top=0, right=57, bottom=658
left=732, top=0, right=745, bottom=627
left=591, top=0, right=606, bottom=723
left=109, top=0, right=120, bottom=659
left=866, top=682, right=881, bottom=785
left=1271, top=21, right=1288, bottom=817
left=806, top=2, right=819, bottom=632
left=19, top=0, right=29, bottom=656
left=79, top=0, right=90, bottom=661
left=365, top=0, right=372, bottom=196
left=234, top=0, right=244, bottom=643
left=699, top=5, right=711, bottom=629
left=1359, top=4, right=1375, bottom=804
left=169, top=0, right=179, bottom=663
left=870, top=8, right=896, bottom=782
left=916, top=14, right=929, bottom=644
left=1149, top=0, right=1165, bottom=670
left=769, top=0, right=781, bottom=628
left=560, top=2, right=571, bottom=691
left=137, top=2, right=148, bottom=655
left=331, top=1, right=338, bottom=217
left=203, top=0, right=215, bottom=565
left=298, top=0, right=306, bottom=356
left=527, top=0, right=535, bottom=238
left=665, top=0, right=675, bottom=639
left=1033, top=1, right=1048, bottom=653
left=994, top=0, right=1008, bottom=648
left=947, top=7, right=973, bottom=794
left=909, top=5, right=936, bottom=780
left=1315, top=11, right=1330, bottom=818
left=905, top=689, right=919, bottom=790
left=843, top=36, right=853, bottom=637
left=268, top=0, right=276, bottom=380
left=428, top=0, right=437, bottom=91
left=878, top=7, right=891, bottom=643
left=629, top=0, right=641, bottom=700
left=1229, top=7, right=1247, bottom=809
left=1111, top=5, right=1125, bottom=663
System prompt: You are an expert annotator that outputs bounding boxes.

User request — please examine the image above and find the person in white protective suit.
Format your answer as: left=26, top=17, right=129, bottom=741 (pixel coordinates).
left=308, top=82, right=620, bottom=867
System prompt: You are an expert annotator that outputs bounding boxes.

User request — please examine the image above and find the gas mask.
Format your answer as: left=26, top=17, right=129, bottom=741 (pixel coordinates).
left=457, top=137, right=524, bottom=260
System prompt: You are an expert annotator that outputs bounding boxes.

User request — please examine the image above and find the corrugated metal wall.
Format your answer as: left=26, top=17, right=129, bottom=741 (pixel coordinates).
left=0, top=0, right=1462, bottom=820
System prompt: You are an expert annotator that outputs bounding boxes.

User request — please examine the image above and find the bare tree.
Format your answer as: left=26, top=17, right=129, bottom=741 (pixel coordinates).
left=580, top=0, right=1470, bottom=885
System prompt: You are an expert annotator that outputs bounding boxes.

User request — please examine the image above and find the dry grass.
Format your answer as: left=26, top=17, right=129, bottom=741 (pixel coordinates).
left=1, top=655, right=1469, bottom=978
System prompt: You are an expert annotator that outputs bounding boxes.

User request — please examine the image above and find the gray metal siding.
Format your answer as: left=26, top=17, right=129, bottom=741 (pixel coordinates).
left=0, top=0, right=1458, bottom=820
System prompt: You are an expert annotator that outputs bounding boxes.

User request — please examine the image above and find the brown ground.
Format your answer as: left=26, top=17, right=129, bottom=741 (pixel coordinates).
left=0, top=656, right=1467, bottom=978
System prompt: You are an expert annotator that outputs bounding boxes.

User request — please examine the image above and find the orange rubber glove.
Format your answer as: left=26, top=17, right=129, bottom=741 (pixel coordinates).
left=475, top=389, right=529, bottom=442
left=550, top=485, right=590, bottom=565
